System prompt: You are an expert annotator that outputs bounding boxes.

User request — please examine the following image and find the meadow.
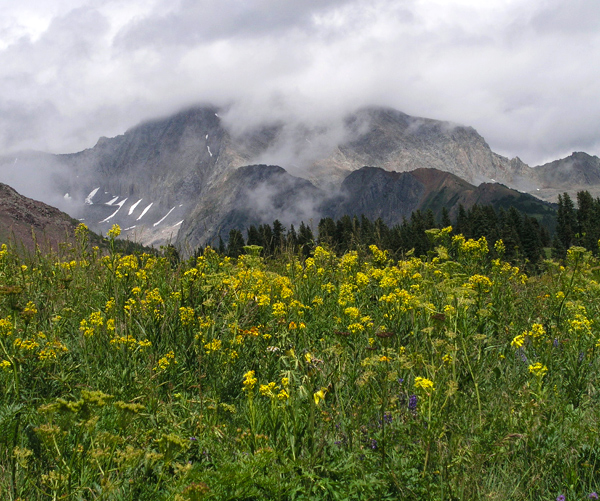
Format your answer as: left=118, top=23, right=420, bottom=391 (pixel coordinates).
left=1, top=223, right=600, bottom=500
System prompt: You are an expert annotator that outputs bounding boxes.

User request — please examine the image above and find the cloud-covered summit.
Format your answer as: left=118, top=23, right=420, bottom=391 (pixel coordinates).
left=1, top=0, right=600, bottom=168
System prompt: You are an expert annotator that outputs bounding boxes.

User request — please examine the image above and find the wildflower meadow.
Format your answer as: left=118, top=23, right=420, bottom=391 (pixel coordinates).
left=1, top=223, right=600, bottom=500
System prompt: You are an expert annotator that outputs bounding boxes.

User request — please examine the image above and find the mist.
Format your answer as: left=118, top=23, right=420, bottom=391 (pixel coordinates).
left=1, top=0, right=600, bottom=185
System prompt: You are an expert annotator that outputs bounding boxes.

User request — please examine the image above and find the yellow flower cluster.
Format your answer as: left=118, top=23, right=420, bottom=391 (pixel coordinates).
left=141, top=288, right=164, bottom=321
left=242, top=370, right=257, bottom=391
left=179, top=307, right=195, bottom=326
left=369, top=244, right=389, bottom=265
left=454, top=235, right=489, bottom=259
left=337, top=283, right=355, bottom=306
left=272, top=302, right=286, bottom=318
left=38, top=340, right=68, bottom=360
left=79, top=311, right=104, bottom=337
left=511, top=323, right=546, bottom=348
left=339, top=252, right=359, bottom=273
left=107, top=224, right=121, bottom=238
left=204, top=339, right=222, bottom=353
left=116, top=255, right=139, bottom=278
left=464, top=274, right=493, bottom=292
left=22, top=301, right=38, bottom=319
left=569, top=313, right=592, bottom=336
left=110, top=335, right=143, bottom=350
left=259, top=381, right=279, bottom=397
left=414, top=376, right=435, bottom=392
left=0, top=317, right=12, bottom=336
left=344, top=307, right=360, bottom=319
left=528, top=362, right=548, bottom=378
left=14, top=338, right=40, bottom=351
left=154, top=351, right=176, bottom=371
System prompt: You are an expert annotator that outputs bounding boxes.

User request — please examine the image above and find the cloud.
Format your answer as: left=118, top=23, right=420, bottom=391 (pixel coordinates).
left=0, top=0, right=599, bottom=171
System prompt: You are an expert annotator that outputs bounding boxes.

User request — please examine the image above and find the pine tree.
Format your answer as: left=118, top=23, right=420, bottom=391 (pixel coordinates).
left=298, top=222, right=314, bottom=257
left=227, top=229, right=245, bottom=258
left=272, top=220, right=285, bottom=255
left=246, top=225, right=261, bottom=246
left=440, top=207, right=451, bottom=228
left=554, top=193, right=577, bottom=258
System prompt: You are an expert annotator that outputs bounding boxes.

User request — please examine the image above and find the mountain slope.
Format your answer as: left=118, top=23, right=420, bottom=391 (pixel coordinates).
left=178, top=164, right=323, bottom=248
left=328, top=167, right=555, bottom=228
left=308, top=107, right=532, bottom=190
left=530, top=152, right=600, bottom=201
left=1, top=104, right=595, bottom=248
left=0, top=182, right=81, bottom=253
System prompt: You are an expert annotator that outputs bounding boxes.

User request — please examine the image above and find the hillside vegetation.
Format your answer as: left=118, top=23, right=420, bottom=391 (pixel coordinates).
left=1, top=224, right=600, bottom=500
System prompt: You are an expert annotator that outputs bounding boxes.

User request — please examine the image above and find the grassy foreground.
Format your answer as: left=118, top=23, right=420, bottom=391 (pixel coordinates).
left=1, top=224, right=600, bottom=500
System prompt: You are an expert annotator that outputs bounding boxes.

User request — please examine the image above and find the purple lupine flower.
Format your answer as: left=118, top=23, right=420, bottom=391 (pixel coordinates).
left=553, top=338, right=559, bottom=348
left=409, top=394, right=418, bottom=411
left=370, top=438, right=378, bottom=450
left=589, top=493, right=599, bottom=499
left=398, top=378, right=404, bottom=385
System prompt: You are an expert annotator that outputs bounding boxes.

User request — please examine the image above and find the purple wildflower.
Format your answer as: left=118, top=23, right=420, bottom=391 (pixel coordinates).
left=589, top=493, right=599, bottom=500
left=557, top=495, right=566, bottom=501
left=408, top=394, right=418, bottom=411
left=370, top=438, right=378, bottom=450
left=553, top=338, right=559, bottom=348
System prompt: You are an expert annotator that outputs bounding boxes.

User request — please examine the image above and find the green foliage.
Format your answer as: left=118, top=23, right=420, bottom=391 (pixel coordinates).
left=1, top=225, right=600, bottom=499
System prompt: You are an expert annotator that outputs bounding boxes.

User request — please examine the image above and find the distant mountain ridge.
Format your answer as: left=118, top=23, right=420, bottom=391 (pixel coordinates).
left=179, top=165, right=555, bottom=249
left=0, top=104, right=597, bottom=249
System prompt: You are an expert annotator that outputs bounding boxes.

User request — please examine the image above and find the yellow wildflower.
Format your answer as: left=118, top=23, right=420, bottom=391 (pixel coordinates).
left=242, top=370, right=257, bottom=391
left=414, top=377, right=435, bottom=392
left=313, top=388, right=327, bottom=406
left=107, top=224, right=121, bottom=238
left=511, top=333, right=525, bottom=348
left=528, top=362, right=548, bottom=378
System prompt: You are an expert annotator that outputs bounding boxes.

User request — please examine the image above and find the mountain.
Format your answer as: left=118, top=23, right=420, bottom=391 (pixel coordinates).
left=178, top=165, right=555, bottom=250
left=530, top=152, right=600, bottom=201
left=306, top=107, right=532, bottom=190
left=329, top=167, right=556, bottom=226
left=0, top=104, right=596, bottom=249
left=0, top=182, right=82, bottom=253
left=178, top=164, right=323, bottom=249
left=0, top=165, right=554, bottom=256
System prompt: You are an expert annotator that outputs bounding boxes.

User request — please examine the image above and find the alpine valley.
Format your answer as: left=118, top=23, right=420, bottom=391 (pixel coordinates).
left=2, top=105, right=599, bottom=251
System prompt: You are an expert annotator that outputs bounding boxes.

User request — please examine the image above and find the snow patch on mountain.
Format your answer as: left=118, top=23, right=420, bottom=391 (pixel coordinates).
left=128, top=199, right=143, bottom=215
left=85, top=187, right=100, bottom=205
left=153, top=207, right=176, bottom=227
left=99, top=198, right=128, bottom=223
left=136, top=202, right=153, bottom=221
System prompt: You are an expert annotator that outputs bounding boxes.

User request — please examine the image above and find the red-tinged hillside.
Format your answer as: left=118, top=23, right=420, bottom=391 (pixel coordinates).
left=0, top=182, right=81, bottom=254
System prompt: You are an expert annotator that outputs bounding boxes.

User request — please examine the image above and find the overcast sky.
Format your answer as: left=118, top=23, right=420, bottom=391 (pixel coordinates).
left=1, top=0, right=599, bottom=166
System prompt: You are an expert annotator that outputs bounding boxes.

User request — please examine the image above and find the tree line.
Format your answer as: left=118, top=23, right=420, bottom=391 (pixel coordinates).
left=199, top=191, right=600, bottom=267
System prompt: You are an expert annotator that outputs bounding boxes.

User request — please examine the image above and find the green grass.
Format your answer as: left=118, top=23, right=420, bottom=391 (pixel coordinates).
left=0, top=224, right=599, bottom=500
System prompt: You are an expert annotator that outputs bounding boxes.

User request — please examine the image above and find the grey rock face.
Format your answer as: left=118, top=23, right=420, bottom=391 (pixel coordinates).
left=2, top=104, right=597, bottom=250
